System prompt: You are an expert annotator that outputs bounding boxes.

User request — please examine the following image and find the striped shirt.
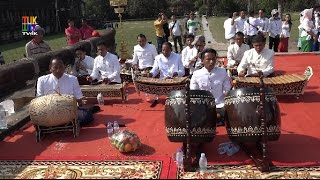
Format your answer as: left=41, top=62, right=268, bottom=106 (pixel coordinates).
left=25, top=40, right=51, bottom=58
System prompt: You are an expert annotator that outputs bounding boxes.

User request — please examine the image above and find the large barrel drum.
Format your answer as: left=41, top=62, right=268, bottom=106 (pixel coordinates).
left=224, top=87, right=281, bottom=143
left=29, top=94, right=78, bottom=127
left=165, top=90, right=217, bottom=143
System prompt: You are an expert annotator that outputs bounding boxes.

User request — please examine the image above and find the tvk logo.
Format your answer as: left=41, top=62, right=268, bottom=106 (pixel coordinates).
left=22, top=16, right=38, bottom=36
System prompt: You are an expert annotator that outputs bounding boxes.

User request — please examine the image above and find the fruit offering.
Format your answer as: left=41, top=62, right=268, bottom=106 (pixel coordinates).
left=110, top=129, right=141, bottom=153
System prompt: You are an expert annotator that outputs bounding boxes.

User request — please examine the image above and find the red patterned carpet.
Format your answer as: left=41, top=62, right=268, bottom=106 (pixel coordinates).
left=0, top=53, right=320, bottom=179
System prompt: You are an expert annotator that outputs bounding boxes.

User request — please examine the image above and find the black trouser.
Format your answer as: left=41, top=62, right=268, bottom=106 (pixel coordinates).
left=156, top=36, right=166, bottom=54
left=269, top=36, right=280, bottom=52
left=173, top=35, right=183, bottom=53
left=246, top=35, right=255, bottom=48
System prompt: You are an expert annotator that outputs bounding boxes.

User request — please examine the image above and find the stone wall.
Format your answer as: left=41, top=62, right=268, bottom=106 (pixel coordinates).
left=0, top=29, right=116, bottom=100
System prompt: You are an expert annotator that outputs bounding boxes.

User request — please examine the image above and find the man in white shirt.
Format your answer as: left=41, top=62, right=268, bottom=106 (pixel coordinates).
left=87, top=41, right=121, bottom=84
left=257, top=9, right=269, bottom=36
left=169, top=15, right=183, bottom=53
left=243, top=11, right=261, bottom=48
left=190, top=48, right=231, bottom=126
left=224, top=12, right=237, bottom=44
left=74, top=46, right=95, bottom=76
left=181, top=34, right=197, bottom=76
left=149, top=42, right=185, bottom=107
left=268, top=9, right=282, bottom=52
left=187, top=13, right=201, bottom=35
left=235, top=10, right=247, bottom=33
left=227, top=32, right=250, bottom=76
left=183, top=35, right=205, bottom=76
left=237, top=34, right=274, bottom=77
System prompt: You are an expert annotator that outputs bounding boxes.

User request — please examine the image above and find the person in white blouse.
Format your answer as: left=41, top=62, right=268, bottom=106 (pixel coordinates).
left=257, top=9, right=269, bottom=36
left=243, top=11, right=261, bottom=48
left=268, top=9, right=282, bottom=52
left=87, top=41, right=121, bottom=84
left=181, top=34, right=197, bottom=76
left=130, top=34, right=158, bottom=71
left=148, top=42, right=185, bottom=107
left=224, top=12, right=237, bottom=44
left=183, top=35, right=205, bottom=76
left=227, top=32, right=250, bottom=76
left=37, top=57, right=83, bottom=101
left=278, top=14, right=292, bottom=52
left=169, top=15, right=184, bottom=53
left=73, top=46, right=94, bottom=76
left=190, top=48, right=232, bottom=126
left=235, top=10, right=247, bottom=33
left=237, top=34, right=274, bottom=77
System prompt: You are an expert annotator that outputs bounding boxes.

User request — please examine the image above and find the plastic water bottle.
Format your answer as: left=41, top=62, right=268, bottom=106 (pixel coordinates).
left=0, top=105, right=7, bottom=129
left=176, top=148, right=184, bottom=168
left=97, top=92, right=104, bottom=105
left=199, top=153, right=207, bottom=172
left=113, top=121, right=119, bottom=134
left=106, top=122, right=113, bottom=137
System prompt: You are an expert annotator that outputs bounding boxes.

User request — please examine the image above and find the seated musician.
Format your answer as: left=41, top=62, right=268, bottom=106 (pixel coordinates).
left=72, top=46, right=94, bottom=84
left=181, top=34, right=197, bottom=76
left=237, top=34, right=274, bottom=77
left=36, top=57, right=94, bottom=126
left=186, top=35, right=206, bottom=76
left=227, top=31, right=250, bottom=76
left=128, top=34, right=158, bottom=101
left=190, top=48, right=232, bottom=126
left=149, top=42, right=185, bottom=107
left=86, top=40, right=121, bottom=84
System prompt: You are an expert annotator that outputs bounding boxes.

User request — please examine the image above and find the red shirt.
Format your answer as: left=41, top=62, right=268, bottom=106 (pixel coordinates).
left=65, top=27, right=81, bottom=45
left=80, top=25, right=94, bottom=40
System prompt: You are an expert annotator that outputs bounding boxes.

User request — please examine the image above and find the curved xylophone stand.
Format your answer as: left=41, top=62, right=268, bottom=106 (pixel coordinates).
left=238, top=75, right=273, bottom=172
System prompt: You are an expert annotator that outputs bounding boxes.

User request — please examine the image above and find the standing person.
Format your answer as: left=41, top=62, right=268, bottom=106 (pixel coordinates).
left=25, top=25, right=51, bottom=58
left=0, top=51, right=4, bottom=65
left=235, top=10, right=247, bottom=33
left=65, top=19, right=81, bottom=45
left=86, top=41, right=121, bottom=84
left=80, top=18, right=94, bottom=40
left=313, top=9, right=320, bottom=51
left=163, top=14, right=170, bottom=42
left=129, top=34, right=158, bottom=101
left=149, top=42, right=185, bottom=107
left=187, top=13, right=201, bottom=36
left=278, top=14, right=292, bottom=52
left=237, top=34, right=274, bottom=77
left=169, top=15, right=184, bottom=53
left=224, top=12, right=237, bottom=44
left=181, top=34, right=197, bottom=76
left=257, top=9, right=269, bottom=36
left=190, top=48, right=231, bottom=126
left=268, top=9, right=282, bottom=52
left=244, top=11, right=261, bottom=48
left=154, top=13, right=167, bottom=54
left=298, top=8, right=317, bottom=52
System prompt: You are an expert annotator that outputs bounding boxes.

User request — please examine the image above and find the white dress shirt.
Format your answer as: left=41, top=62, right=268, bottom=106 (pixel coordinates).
left=237, top=48, right=274, bottom=77
left=257, top=17, right=269, bottom=34
left=37, top=73, right=83, bottom=99
left=224, top=18, right=236, bottom=40
left=235, top=17, right=247, bottom=33
left=243, top=17, right=261, bottom=36
left=150, top=52, right=185, bottom=79
left=268, top=18, right=282, bottom=38
left=190, top=67, right=231, bottom=108
left=227, top=43, right=250, bottom=67
left=280, top=22, right=291, bottom=38
left=169, top=20, right=182, bottom=36
left=74, top=55, right=95, bottom=76
left=90, top=52, right=121, bottom=83
left=181, top=46, right=200, bottom=74
left=131, top=43, right=158, bottom=69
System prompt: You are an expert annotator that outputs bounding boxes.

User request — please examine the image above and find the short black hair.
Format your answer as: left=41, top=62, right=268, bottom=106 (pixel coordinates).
left=162, top=42, right=172, bottom=50
left=75, top=46, right=86, bottom=52
left=259, top=9, right=265, bottom=13
left=68, top=19, right=74, bottom=23
left=137, top=34, right=146, bottom=39
left=50, top=56, right=64, bottom=65
left=200, top=48, right=217, bottom=59
left=96, top=40, right=111, bottom=48
left=186, top=34, right=195, bottom=39
left=249, top=11, right=255, bottom=17
left=235, top=31, right=245, bottom=37
left=252, top=34, right=266, bottom=43
left=228, top=12, right=234, bottom=18
left=81, top=18, right=87, bottom=22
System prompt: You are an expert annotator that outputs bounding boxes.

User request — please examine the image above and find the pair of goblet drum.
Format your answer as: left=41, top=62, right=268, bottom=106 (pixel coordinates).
left=165, top=87, right=281, bottom=144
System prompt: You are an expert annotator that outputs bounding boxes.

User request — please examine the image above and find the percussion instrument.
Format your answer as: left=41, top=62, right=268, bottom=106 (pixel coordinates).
left=120, top=63, right=152, bottom=82
left=165, top=90, right=217, bottom=143
left=29, top=94, right=78, bottom=127
left=80, top=83, right=127, bottom=102
left=224, top=87, right=281, bottom=142
left=134, top=76, right=189, bottom=95
left=233, top=66, right=313, bottom=97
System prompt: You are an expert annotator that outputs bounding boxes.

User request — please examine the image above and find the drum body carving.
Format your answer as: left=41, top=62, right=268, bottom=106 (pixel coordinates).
left=225, top=87, right=281, bottom=142
left=29, top=94, right=78, bottom=127
left=134, top=77, right=188, bottom=95
left=165, top=90, right=217, bottom=143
